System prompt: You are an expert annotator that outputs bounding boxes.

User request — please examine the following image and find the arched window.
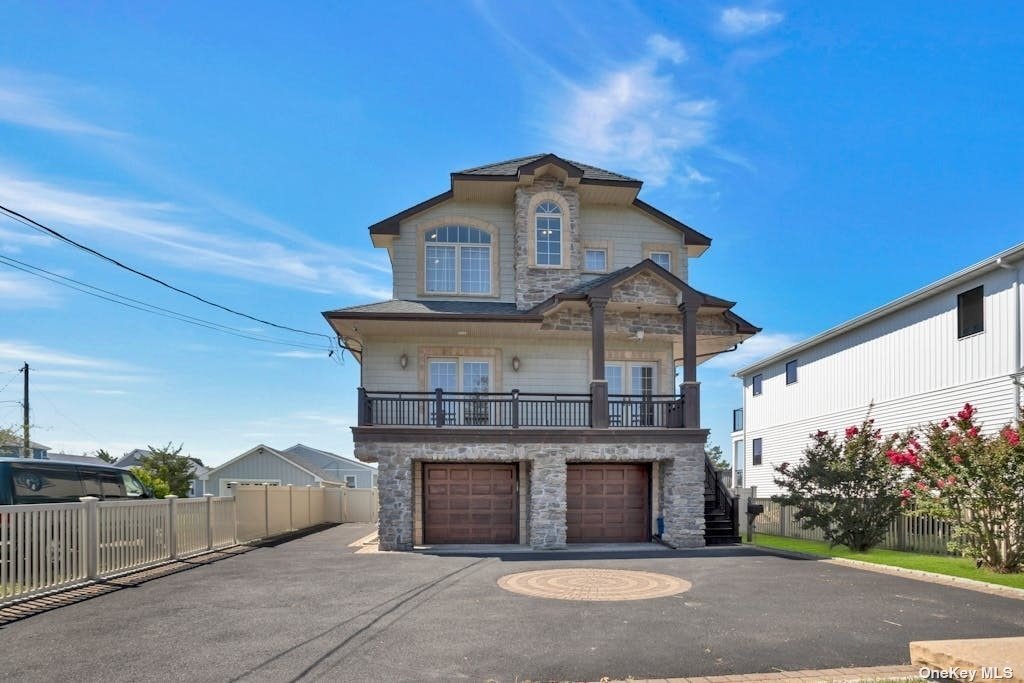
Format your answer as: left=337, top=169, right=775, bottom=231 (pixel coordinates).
left=535, top=201, right=562, bottom=266
left=424, top=225, right=492, bottom=294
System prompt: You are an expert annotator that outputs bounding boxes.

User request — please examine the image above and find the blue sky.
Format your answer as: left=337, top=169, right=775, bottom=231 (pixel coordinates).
left=0, top=2, right=1021, bottom=464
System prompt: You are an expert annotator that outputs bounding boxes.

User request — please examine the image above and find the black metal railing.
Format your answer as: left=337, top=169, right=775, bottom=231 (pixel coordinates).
left=358, top=389, right=593, bottom=428
left=608, top=394, right=685, bottom=428
left=705, top=455, right=739, bottom=535
left=356, top=389, right=693, bottom=428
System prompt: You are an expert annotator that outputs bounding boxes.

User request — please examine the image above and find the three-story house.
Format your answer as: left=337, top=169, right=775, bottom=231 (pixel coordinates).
left=323, top=154, right=759, bottom=550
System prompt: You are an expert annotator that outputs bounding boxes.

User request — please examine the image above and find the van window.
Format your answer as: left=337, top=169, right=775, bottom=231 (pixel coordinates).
left=10, top=464, right=85, bottom=504
left=81, top=469, right=130, bottom=499
left=122, top=472, right=145, bottom=497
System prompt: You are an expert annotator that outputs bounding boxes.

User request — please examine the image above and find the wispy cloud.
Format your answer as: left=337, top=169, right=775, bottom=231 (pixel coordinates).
left=544, top=36, right=716, bottom=186
left=264, top=350, right=330, bottom=360
left=0, top=68, right=124, bottom=139
left=0, top=166, right=392, bottom=300
left=0, top=272, right=60, bottom=309
left=0, top=340, right=147, bottom=390
left=718, top=7, right=785, bottom=37
left=702, top=331, right=803, bottom=372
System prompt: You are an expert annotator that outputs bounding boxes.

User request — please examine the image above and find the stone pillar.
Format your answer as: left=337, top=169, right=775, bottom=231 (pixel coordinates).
left=678, top=299, right=701, bottom=428
left=376, top=449, right=414, bottom=551
left=660, top=442, right=706, bottom=548
left=529, top=451, right=567, bottom=549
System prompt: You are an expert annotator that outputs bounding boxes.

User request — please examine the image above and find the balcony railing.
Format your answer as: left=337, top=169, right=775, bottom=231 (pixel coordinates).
left=357, top=389, right=686, bottom=429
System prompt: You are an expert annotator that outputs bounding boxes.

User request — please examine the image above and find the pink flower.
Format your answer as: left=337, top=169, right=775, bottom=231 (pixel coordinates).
left=940, top=419, right=950, bottom=429
left=958, top=403, right=976, bottom=421
left=947, top=475, right=956, bottom=485
left=952, top=455, right=962, bottom=464
left=967, top=427, right=979, bottom=439
left=936, top=478, right=946, bottom=489
left=900, top=488, right=912, bottom=499
left=916, top=480, right=929, bottom=491
left=1002, top=428, right=1021, bottom=446
left=845, top=426, right=859, bottom=439
left=949, top=435, right=961, bottom=446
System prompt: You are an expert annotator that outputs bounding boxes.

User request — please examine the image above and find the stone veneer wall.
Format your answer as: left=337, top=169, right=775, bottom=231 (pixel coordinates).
left=356, top=438, right=706, bottom=551
left=513, top=178, right=583, bottom=310
left=540, top=306, right=737, bottom=337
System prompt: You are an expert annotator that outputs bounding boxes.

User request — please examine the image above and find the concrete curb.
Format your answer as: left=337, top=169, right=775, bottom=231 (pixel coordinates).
left=604, top=663, right=921, bottom=683
left=750, top=545, right=1024, bottom=601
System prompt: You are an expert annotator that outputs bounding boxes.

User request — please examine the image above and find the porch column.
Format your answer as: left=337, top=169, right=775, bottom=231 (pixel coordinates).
left=587, top=295, right=610, bottom=428
left=679, top=299, right=700, bottom=428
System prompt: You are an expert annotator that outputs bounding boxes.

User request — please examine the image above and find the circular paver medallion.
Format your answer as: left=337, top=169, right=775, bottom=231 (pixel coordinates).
left=497, top=568, right=691, bottom=601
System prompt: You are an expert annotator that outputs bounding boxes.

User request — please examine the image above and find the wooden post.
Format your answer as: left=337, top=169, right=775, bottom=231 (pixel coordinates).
left=357, top=387, right=369, bottom=426
left=307, top=485, right=313, bottom=526
left=263, top=484, right=270, bottom=538
left=79, top=496, right=100, bottom=579
left=288, top=485, right=294, bottom=531
left=166, top=495, right=178, bottom=560
left=588, top=295, right=610, bottom=428
left=434, top=388, right=445, bottom=428
left=678, top=299, right=701, bottom=428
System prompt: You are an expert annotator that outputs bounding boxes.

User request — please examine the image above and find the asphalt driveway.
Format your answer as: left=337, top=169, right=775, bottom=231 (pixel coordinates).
left=3, top=524, right=1022, bottom=683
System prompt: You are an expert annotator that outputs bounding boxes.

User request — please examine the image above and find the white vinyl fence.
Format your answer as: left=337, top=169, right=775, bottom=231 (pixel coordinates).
left=752, top=497, right=956, bottom=555
left=1, top=484, right=379, bottom=606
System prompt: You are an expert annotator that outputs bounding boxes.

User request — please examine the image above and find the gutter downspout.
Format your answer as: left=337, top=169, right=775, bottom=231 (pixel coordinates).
left=996, top=256, right=1022, bottom=422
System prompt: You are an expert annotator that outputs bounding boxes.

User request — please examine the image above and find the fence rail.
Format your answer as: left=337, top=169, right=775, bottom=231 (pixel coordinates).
left=752, top=497, right=957, bottom=555
left=1, top=484, right=379, bottom=606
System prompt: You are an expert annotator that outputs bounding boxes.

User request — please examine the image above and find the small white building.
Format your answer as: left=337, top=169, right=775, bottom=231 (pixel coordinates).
left=732, top=243, right=1023, bottom=496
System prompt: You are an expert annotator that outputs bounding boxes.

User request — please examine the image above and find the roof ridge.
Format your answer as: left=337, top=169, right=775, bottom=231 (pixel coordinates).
left=456, top=153, right=547, bottom=174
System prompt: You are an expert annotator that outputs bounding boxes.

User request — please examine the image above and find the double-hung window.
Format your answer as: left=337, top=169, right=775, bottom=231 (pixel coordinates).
left=584, top=248, right=607, bottom=272
left=424, top=225, right=491, bottom=294
left=649, top=251, right=672, bottom=271
left=428, top=358, right=491, bottom=393
left=535, top=201, right=562, bottom=266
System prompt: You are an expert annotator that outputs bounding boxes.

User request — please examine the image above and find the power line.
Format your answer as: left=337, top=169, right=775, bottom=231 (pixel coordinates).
left=0, top=203, right=335, bottom=343
left=0, top=375, right=17, bottom=395
left=0, top=255, right=333, bottom=352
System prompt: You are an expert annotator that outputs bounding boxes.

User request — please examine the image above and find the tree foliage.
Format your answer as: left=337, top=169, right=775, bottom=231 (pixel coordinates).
left=894, top=404, right=1024, bottom=573
left=773, top=415, right=909, bottom=551
left=93, top=449, right=117, bottom=464
left=131, top=466, right=171, bottom=498
left=137, top=443, right=196, bottom=498
left=706, top=444, right=730, bottom=471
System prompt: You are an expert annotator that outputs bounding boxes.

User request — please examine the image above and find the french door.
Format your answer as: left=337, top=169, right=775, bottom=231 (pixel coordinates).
left=428, top=358, right=492, bottom=425
left=606, top=362, right=657, bottom=427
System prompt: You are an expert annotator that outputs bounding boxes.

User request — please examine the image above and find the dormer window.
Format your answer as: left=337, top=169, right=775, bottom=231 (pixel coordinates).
left=424, top=225, right=492, bottom=294
left=535, top=201, right=563, bottom=267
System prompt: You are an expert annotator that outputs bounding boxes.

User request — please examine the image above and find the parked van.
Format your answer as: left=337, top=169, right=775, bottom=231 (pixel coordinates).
left=0, top=458, right=151, bottom=505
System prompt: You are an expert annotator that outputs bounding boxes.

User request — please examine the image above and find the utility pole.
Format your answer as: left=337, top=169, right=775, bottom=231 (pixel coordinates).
left=20, top=363, right=29, bottom=459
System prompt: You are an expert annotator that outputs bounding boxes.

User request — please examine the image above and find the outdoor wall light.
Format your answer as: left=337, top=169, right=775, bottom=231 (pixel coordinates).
left=511, top=356, right=521, bottom=372
left=399, top=353, right=408, bottom=370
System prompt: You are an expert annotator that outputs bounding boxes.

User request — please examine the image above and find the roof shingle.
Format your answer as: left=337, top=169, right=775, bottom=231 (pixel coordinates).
left=456, top=153, right=641, bottom=184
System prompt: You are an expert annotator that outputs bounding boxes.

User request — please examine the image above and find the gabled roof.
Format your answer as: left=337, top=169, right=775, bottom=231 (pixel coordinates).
left=282, top=444, right=375, bottom=472
left=0, top=439, right=49, bottom=451
left=541, top=259, right=760, bottom=334
left=205, top=444, right=345, bottom=485
left=367, top=154, right=711, bottom=250
left=454, top=153, right=641, bottom=184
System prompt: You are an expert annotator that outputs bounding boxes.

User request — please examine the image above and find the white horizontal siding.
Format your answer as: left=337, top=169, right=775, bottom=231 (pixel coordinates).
left=744, top=370, right=1017, bottom=497
left=579, top=205, right=688, bottom=281
left=392, top=200, right=515, bottom=302
left=744, top=266, right=1019, bottom=429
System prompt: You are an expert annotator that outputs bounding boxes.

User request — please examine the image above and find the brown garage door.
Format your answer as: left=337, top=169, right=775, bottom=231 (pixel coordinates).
left=423, top=463, right=517, bottom=544
left=567, top=463, right=649, bottom=543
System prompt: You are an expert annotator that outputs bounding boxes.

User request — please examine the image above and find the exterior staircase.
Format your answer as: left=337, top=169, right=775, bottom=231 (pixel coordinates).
left=704, top=456, right=741, bottom=545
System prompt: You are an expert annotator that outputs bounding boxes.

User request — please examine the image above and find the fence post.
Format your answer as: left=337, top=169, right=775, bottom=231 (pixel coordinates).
left=307, top=485, right=313, bottom=526
left=511, top=389, right=520, bottom=429
left=434, top=387, right=445, bottom=428
left=204, top=493, right=214, bottom=551
left=779, top=504, right=789, bottom=537
left=263, top=484, right=270, bottom=538
left=79, top=496, right=100, bottom=580
left=288, top=485, right=294, bottom=531
left=166, top=495, right=179, bottom=560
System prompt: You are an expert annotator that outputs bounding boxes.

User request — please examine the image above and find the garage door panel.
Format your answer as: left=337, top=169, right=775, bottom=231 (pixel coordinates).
left=567, top=463, right=649, bottom=543
left=423, top=464, right=518, bottom=544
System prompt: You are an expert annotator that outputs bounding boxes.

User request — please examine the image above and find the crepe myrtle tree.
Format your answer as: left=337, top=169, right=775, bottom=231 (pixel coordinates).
left=136, top=443, right=196, bottom=498
left=893, top=403, right=1024, bottom=573
left=773, top=415, right=910, bottom=551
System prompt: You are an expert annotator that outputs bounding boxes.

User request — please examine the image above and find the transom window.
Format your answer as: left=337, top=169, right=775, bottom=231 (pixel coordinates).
left=535, top=201, right=562, bottom=266
left=424, top=225, right=492, bottom=294
left=649, top=251, right=672, bottom=271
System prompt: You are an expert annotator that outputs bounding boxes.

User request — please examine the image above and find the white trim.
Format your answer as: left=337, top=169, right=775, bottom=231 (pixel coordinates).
left=735, top=242, right=1024, bottom=376
left=283, top=444, right=376, bottom=471
left=205, top=444, right=343, bottom=485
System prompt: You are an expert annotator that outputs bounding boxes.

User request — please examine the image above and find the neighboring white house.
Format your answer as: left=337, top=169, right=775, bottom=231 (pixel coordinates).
left=732, top=242, right=1023, bottom=496
left=203, top=444, right=377, bottom=497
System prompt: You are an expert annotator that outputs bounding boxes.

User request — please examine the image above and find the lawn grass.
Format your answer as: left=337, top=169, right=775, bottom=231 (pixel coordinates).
left=751, top=533, right=1024, bottom=590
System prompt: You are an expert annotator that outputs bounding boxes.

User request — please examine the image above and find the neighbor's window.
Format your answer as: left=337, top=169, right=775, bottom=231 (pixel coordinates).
left=752, top=374, right=763, bottom=396
left=424, top=225, right=492, bottom=294
left=345, top=475, right=357, bottom=488
left=957, top=286, right=984, bottom=338
left=786, top=359, right=798, bottom=385
left=649, top=251, right=672, bottom=271
left=535, top=201, right=562, bottom=266
left=584, top=248, right=607, bottom=272
left=752, top=438, right=763, bottom=466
